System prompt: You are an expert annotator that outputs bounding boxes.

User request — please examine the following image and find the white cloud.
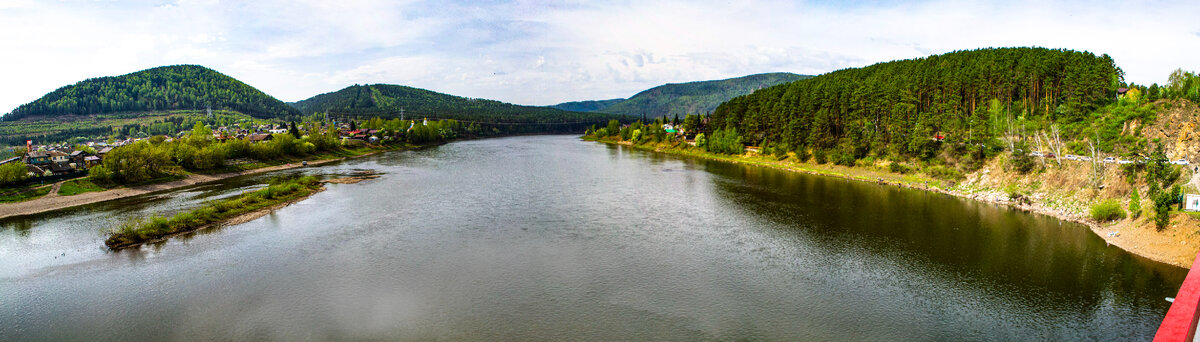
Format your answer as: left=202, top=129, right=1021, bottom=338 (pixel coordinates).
left=0, top=0, right=1198, bottom=114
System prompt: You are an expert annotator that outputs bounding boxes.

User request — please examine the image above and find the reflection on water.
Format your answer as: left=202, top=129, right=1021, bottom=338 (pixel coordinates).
left=0, top=135, right=1186, bottom=341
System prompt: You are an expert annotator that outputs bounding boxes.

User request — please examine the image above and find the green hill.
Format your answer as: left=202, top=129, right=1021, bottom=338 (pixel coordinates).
left=290, top=84, right=622, bottom=124
left=549, top=98, right=625, bottom=112
left=710, top=47, right=1121, bottom=159
left=2, top=65, right=298, bottom=121
left=596, top=72, right=811, bottom=117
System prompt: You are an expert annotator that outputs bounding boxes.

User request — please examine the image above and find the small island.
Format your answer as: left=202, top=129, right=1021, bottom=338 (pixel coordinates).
left=102, top=174, right=380, bottom=250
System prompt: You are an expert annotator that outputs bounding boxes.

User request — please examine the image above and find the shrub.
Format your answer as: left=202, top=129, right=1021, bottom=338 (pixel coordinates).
left=833, top=151, right=856, bottom=166
left=705, top=128, right=744, bottom=154
left=1009, top=152, right=1035, bottom=174
left=813, top=149, right=828, bottom=164
left=889, top=162, right=910, bottom=174
left=795, top=149, right=811, bottom=163
left=0, top=161, right=30, bottom=185
left=924, top=165, right=963, bottom=181
left=1090, top=200, right=1126, bottom=222
left=88, top=165, right=113, bottom=183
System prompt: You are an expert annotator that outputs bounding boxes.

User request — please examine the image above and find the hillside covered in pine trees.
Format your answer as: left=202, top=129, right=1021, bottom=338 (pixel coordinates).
left=709, top=47, right=1127, bottom=160
left=2, top=65, right=299, bottom=121
left=595, top=72, right=811, bottom=117
left=289, top=84, right=623, bottom=124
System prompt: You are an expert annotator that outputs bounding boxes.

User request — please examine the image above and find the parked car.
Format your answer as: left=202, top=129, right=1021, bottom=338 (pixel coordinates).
left=1103, top=157, right=1116, bottom=163
left=1119, top=159, right=1134, bottom=164
left=1079, top=156, right=1092, bottom=161
left=1046, top=153, right=1057, bottom=159
left=1174, top=159, right=1190, bottom=165
left=1064, top=154, right=1078, bottom=161
left=1030, top=151, right=1044, bottom=157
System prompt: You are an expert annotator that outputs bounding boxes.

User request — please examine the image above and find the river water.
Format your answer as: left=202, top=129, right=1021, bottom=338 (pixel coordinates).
left=0, top=135, right=1187, bottom=340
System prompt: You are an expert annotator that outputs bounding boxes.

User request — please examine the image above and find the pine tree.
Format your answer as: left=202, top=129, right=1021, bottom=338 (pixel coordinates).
left=289, top=121, right=301, bottom=139
left=1129, top=189, right=1142, bottom=218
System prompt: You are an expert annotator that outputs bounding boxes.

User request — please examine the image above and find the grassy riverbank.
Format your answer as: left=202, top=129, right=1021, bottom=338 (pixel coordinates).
left=104, top=176, right=324, bottom=249
left=584, top=135, right=942, bottom=188
left=0, top=185, right=52, bottom=203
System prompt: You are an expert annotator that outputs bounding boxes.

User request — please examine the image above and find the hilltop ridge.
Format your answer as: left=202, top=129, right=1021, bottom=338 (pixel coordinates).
left=3, top=65, right=298, bottom=121
left=551, top=72, right=810, bottom=118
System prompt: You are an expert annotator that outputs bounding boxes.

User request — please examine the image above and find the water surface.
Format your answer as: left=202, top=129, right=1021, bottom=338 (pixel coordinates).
left=0, top=135, right=1186, bottom=340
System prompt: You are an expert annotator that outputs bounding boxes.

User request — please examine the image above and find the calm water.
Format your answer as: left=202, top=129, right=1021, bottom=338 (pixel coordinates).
left=0, top=135, right=1187, bottom=340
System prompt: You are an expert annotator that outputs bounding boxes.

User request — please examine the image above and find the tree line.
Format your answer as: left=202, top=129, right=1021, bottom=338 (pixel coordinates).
left=709, top=47, right=1122, bottom=162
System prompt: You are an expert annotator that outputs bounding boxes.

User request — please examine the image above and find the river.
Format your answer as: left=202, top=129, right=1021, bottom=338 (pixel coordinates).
left=0, top=135, right=1187, bottom=340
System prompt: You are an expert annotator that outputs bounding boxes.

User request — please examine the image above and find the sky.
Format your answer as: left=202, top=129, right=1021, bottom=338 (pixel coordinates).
left=0, top=0, right=1198, bottom=114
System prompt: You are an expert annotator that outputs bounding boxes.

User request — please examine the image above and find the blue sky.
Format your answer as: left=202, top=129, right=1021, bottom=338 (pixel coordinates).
left=1, top=0, right=1198, bottom=114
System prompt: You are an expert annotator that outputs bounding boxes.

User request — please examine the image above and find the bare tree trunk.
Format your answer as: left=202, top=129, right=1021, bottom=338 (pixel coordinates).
left=1089, top=137, right=1104, bottom=190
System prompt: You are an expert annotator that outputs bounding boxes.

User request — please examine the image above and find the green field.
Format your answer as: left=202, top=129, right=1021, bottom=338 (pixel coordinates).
left=57, top=178, right=108, bottom=196
left=0, top=185, right=52, bottom=203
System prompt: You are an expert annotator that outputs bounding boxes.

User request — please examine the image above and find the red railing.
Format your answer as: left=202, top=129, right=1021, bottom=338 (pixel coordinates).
left=1155, top=252, right=1200, bottom=341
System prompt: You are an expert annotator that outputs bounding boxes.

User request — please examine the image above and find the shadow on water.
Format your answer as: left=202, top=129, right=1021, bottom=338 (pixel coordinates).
left=700, top=156, right=1185, bottom=323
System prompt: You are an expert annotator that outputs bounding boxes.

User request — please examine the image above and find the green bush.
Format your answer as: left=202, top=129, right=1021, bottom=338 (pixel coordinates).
left=813, top=149, right=828, bottom=164
left=1009, top=152, right=1035, bottom=174
left=833, top=151, right=856, bottom=166
left=889, top=162, right=910, bottom=174
left=1090, top=200, right=1126, bottom=222
left=1005, top=184, right=1025, bottom=201
left=924, top=165, right=963, bottom=181
left=795, top=149, right=811, bottom=163
left=0, top=161, right=30, bottom=186
left=705, top=128, right=744, bottom=154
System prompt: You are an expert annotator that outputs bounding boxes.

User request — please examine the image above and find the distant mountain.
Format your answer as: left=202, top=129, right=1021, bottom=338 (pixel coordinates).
left=587, top=72, right=811, bottom=118
left=3, top=65, right=298, bottom=121
left=290, top=84, right=622, bottom=124
left=548, top=98, right=625, bottom=112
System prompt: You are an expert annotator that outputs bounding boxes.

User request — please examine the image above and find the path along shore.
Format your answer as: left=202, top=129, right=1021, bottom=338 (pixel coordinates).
left=0, top=157, right=348, bottom=220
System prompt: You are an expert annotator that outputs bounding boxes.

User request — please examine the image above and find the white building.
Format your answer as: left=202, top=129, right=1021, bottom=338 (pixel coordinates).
left=1185, top=194, right=1200, bottom=212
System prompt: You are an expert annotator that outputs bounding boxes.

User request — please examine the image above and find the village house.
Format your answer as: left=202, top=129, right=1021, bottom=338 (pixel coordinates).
left=48, top=150, right=69, bottom=164
left=84, top=155, right=102, bottom=168
left=69, top=150, right=91, bottom=170
left=23, top=151, right=51, bottom=166
left=247, top=133, right=273, bottom=143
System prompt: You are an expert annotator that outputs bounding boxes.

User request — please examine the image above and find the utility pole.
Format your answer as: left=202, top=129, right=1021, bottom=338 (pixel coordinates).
left=400, top=107, right=405, bottom=121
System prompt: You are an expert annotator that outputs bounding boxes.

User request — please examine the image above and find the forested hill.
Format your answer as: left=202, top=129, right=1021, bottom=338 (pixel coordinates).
left=549, top=98, right=625, bottom=112
left=290, top=84, right=622, bottom=123
left=597, top=72, right=811, bottom=117
left=3, top=65, right=298, bottom=121
left=711, top=47, right=1120, bottom=158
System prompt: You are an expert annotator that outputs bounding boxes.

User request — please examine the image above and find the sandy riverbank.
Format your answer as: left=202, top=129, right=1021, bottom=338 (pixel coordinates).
left=0, top=156, right=350, bottom=220
left=593, top=138, right=1200, bottom=269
